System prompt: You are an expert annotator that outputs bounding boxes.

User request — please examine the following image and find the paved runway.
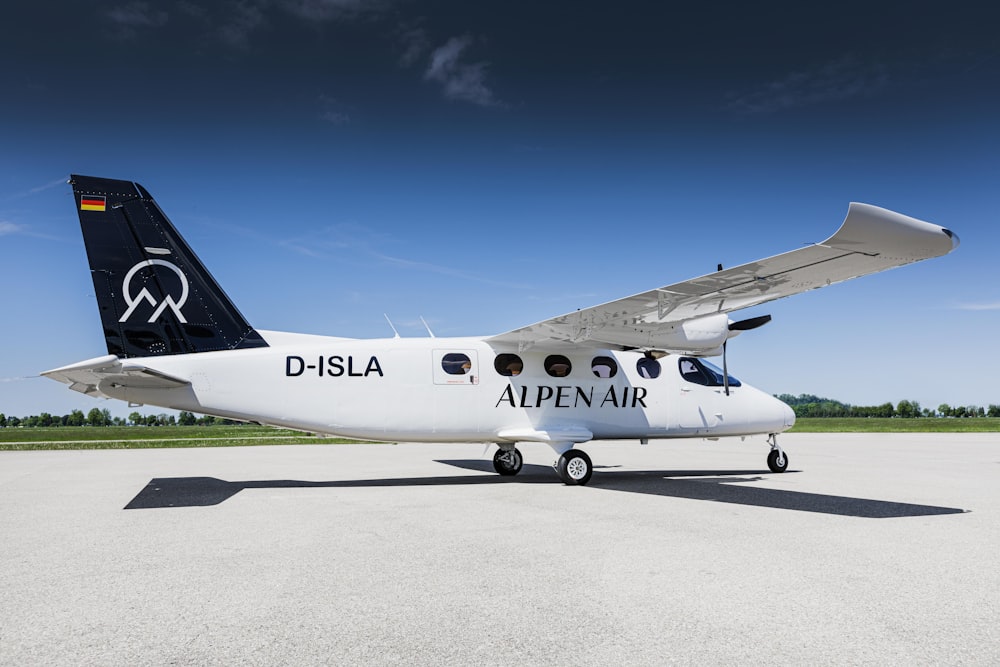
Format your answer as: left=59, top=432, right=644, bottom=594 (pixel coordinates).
left=1, top=434, right=997, bottom=665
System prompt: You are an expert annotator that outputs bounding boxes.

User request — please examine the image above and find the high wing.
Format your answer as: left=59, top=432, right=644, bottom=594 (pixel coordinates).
left=488, top=203, right=958, bottom=355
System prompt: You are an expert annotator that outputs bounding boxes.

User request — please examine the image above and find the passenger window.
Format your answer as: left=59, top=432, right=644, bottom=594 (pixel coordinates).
left=636, top=357, right=661, bottom=379
left=442, top=352, right=472, bottom=375
left=591, top=356, right=618, bottom=378
left=494, top=353, right=523, bottom=376
left=544, top=354, right=572, bottom=377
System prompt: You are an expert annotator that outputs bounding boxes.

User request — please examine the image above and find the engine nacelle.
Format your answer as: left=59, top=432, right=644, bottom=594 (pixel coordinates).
left=659, top=312, right=730, bottom=355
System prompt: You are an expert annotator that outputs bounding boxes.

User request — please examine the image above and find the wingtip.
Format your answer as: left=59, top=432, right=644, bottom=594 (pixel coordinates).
left=942, top=227, right=960, bottom=252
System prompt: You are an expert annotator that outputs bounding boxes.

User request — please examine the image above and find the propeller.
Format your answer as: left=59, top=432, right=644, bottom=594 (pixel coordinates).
left=722, top=315, right=772, bottom=395
left=729, top=314, right=772, bottom=332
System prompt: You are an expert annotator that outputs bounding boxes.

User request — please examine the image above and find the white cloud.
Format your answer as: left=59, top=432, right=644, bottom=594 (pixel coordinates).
left=277, top=0, right=385, bottom=21
left=0, top=221, right=71, bottom=243
left=371, top=251, right=528, bottom=288
left=0, top=221, right=24, bottom=236
left=106, top=1, right=168, bottom=28
left=318, top=94, right=351, bottom=124
left=278, top=223, right=525, bottom=287
left=218, top=1, right=267, bottom=50
left=3, top=176, right=67, bottom=202
left=424, top=35, right=499, bottom=107
left=398, top=25, right=429, bottom=67
left=954, top=302, right=1000, bottom=311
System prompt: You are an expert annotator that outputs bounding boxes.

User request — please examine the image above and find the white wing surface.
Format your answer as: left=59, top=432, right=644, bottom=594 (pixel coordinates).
left=42, top=354, right=190, bottom=397
left=488, top=203, right=958, bottom=354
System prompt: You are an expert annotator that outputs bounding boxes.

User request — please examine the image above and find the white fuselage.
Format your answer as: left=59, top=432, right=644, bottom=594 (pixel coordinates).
left=95, top=331, right=795, bottom=444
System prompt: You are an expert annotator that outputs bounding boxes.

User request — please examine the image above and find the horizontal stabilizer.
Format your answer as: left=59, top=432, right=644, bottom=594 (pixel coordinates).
left=42, top=355, right=189, bottom=398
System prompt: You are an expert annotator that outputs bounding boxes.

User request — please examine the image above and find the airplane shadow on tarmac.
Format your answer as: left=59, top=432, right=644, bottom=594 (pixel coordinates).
left=124, top=459, right=967, bottom=518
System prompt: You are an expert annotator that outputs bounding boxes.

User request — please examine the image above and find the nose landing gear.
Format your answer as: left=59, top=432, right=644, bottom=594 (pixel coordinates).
left=766, top=433, right=789, bottom=473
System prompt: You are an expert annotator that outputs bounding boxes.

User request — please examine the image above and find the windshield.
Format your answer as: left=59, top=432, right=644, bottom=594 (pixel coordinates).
left=678, top=357, right=741, bottom=388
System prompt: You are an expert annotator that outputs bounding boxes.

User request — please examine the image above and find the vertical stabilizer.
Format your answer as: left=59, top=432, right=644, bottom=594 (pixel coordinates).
left=70, top=175, right=268, bottom=358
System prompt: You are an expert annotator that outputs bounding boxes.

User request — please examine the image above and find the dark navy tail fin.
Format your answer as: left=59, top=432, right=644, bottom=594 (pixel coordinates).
left=70, top=174, right=268, bottom=358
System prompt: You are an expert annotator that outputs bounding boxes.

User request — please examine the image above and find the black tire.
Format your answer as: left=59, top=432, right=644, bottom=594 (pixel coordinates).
left=556, top=449, right=593, bottom=486
left=493, top=447, right=523, bottom=476
left=767, top=449, right=789, bottom=473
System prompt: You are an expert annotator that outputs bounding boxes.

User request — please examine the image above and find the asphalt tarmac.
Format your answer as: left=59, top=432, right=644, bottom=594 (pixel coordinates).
left=1, top=433, right=997, bottom=665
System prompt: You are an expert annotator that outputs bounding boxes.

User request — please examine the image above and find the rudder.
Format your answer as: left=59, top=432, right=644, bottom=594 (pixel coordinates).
left=70, top=174, right=268, bottom=358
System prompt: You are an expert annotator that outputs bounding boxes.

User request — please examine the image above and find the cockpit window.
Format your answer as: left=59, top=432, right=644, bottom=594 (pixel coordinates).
left=591, top=356, right=618, bottom=378
left=678, top=357, right=741, bottom=387
left=636, top=357, right=661, bottom=379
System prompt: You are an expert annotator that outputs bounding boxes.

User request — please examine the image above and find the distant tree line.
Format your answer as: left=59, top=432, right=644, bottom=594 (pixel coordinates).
left=776, top=394, right=1000, bottom=419
left=4, top=398, right=1000, bottom=428
left=0, top=409, right=245, bottom=428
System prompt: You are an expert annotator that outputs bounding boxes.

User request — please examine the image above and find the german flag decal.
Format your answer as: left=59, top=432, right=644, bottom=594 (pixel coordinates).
left=80, top=195, right=106, bottom=212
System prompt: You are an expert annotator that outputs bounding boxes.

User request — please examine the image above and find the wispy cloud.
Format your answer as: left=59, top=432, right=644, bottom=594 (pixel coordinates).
left=106, top=0, right=387, bottom=49
left=3, top=176, right=68, bottom=202
left=0, top=221, right=24, bottom=236
left=954, top=302, right=1000, bottom=311
left=26, top=177, right=68, bottom=196
left=218, top=1, right=267, bottom=50
left=279, top=222, right=392, bottom=257
left=371, top=252, right=528, bottom=288
left=105, top=1, right=169, bottom=39
left=397, top=24, right=430, bottom=67
left=0, top=220, right=74, bottom=243
left=727, top=55, right=889, bottom=114
left=107, top=1, right=168, bottom=28
left=318, top=94, right=351, bottom=125
left=279, top=223, right=526, bottom=287
left=424, top=35, right=500, bottom=107
left=277, top=0, right=385, bottom=21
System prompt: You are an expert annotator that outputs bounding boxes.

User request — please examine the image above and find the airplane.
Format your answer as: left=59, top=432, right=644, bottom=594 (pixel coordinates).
left=43, top=175, right=959, bottom=485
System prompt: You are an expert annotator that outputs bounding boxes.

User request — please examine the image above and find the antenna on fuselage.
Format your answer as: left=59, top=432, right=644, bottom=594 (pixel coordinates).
left=384, top=314, right=401, bottom=338
left=420, top=316, right=436, bottom=338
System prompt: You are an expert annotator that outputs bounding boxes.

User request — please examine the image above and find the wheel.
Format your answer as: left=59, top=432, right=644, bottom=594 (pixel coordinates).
left=767, top=448, right=789, bottom=473
left=556, top=449, right=593, bottom=486
left=493, top=447, right=523, bottom=476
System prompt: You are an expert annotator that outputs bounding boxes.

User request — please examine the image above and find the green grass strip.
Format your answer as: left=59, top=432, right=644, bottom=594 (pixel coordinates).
left=0, top=425, right=373, bottom=450
left=789, top=418, right=1000, bottom=433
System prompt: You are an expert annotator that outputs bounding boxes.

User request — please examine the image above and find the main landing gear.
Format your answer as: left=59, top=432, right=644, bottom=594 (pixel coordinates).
left=555, top=449, right=593, bottom=486
left=492, top=446, right=523, bottom=476
left=492, top=435, right=786, bottom=484
left=766, top=433, right=789, bottom=473
left=491, top=445, right=595, bottom=485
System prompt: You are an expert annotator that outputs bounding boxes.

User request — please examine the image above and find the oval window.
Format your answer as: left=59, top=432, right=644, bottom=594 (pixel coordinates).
left=442, top=352, right=472, bottom=375
left=591, top=356, right=618, bottom=378
left=636, top=357, right=661, bottom=379
left=494, top=353, right=524, bottom=376
left=544, top=354, right=572, bottom=377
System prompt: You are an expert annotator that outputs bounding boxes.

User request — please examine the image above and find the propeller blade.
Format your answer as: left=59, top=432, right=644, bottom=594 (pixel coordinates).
left=729, top=314, right=772, bottom=331
left=722, top=340, right=730, bottom=396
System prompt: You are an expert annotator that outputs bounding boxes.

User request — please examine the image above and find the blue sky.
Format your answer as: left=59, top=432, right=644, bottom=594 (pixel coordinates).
left=1, top=1, right=998, bottom=418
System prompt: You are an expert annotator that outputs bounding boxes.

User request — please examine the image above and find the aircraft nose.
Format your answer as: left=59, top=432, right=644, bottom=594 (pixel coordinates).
left=781, top=401, right=796, bottom=428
